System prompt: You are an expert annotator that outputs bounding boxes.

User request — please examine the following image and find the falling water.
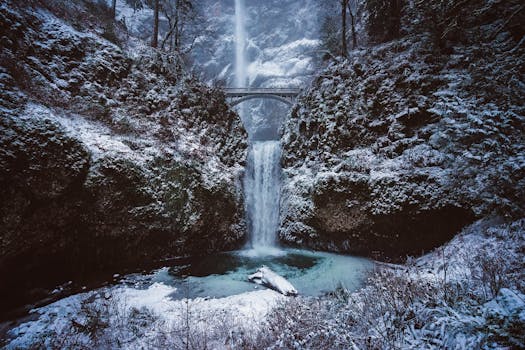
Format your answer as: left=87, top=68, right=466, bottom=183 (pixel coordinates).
left=235, top=0, right=282, bottom=254
left=244, top=141, right=282, bottom=251
left=234, top=0, right=246, bottom=88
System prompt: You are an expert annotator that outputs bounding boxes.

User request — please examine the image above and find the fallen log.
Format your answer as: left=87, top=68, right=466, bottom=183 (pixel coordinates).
left=248, top=266, right=298, bottom=296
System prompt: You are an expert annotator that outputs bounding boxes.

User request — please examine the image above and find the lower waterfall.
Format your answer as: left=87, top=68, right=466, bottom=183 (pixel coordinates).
left=244, top=140, right=282, bottom=253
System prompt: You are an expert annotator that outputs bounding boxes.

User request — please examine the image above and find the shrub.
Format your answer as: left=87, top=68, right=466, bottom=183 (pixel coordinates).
left=102, top=24, right=122, bottom=45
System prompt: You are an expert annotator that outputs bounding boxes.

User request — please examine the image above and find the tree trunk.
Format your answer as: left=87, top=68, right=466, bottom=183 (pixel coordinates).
left=341, top=0, right=348, bottom=57
left=111, top=0, right=116, bottom=19
left=152, top=0, right=159, bottom=48
left=161, top=16, right=175, bottom=50
left=174, top=0, right=181, bottom=53
left=349, top=7, right=357, bottom=49
left=390, top=0, right=401, bottom=39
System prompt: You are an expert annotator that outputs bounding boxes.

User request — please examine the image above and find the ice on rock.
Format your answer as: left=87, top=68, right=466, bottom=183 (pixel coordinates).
left=248, top=266, right=298, bottom=296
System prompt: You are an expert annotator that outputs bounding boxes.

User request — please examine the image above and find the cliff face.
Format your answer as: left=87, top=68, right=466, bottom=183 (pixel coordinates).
left=0, top=0, right=247, bottom=309
left=280, top=0, right=525, bottom=259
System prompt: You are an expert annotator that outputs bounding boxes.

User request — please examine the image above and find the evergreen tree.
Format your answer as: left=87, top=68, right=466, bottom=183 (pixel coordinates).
left=366, top=0, right=401, bottom=43
left=319, top=14, right=340, bottom=60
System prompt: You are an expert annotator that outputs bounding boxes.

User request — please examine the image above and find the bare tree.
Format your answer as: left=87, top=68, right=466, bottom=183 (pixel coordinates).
left=348, top=0, right=358, bottom=49
left=160, top=0, right=206, bottom=56
left=161, top=0, right=192, bottom=52
left=152, top=0, right=159, bottom=48
left=341, top=0, right=348, bottom=57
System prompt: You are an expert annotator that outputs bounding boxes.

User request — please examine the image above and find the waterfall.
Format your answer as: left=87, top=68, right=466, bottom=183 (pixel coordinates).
left=234, top=0, right=246, bottom=88
left=244, top=141, right=282, bottom=251
left=235, top=1, right=282, bottom=255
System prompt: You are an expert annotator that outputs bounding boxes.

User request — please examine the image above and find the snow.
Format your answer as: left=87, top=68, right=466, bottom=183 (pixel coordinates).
left=105, top=0, right=165, bottom=42
left=248, top=266, right=298, bottom=296
left=3, top=0, right=524, bottom=347
left=263, top=38, right=319, bottom=57
left=22, top=103, right=162, bottom=164
left=245, top=218, right=525, bottom=349
left=484, top=288, right=525, bottom=321
left=15, top=0, right=246, bottom=189
left=248, top=60, right=285, bottom=80
left=4, top=282, right=283, bottom=349
left=279, top=14, right=525, bottom=246
left=32, top=7, right=98, bottom=43
left=246, top=38, right=319, bottom=84
left=191, top=0, right=322, bottom=139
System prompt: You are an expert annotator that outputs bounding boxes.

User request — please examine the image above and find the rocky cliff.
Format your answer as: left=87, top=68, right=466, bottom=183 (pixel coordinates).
left=0, top=0, right=247, bottom=311
left=280, top=0, right=525, bottom=259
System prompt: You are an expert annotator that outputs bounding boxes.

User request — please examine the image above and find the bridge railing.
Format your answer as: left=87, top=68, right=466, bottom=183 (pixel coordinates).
left=224, top=88, right=300, bottom=95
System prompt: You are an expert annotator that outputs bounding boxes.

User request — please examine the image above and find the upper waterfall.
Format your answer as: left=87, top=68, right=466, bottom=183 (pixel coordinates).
left=234, top=0, right=246, bottom=88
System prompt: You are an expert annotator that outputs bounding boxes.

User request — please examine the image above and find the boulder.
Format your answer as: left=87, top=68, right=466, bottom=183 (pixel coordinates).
left=248, top=266, right=298, bottom=296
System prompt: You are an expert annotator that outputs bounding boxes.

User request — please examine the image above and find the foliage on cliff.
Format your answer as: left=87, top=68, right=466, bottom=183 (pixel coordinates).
left=280, top=0, right=525, bottom=258
left=0, top=0, right=247, bottom=313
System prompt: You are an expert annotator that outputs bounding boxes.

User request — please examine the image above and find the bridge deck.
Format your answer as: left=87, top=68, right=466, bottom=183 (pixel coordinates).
left=224, top=88, right=300, bottom=97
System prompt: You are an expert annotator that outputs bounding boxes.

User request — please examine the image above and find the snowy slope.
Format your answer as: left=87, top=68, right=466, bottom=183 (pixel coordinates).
left=0, top=0, right=247, bottom=314
left=279, top=0, right=525, bottom=258
left=245, top=218, right=525, bottom=349
left=4, top=281, right=282, bottom=349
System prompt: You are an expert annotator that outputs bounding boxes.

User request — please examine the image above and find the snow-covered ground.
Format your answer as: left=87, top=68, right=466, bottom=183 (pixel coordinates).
left=4, top=282, right=282, bottom=349
left=242, top=218, right=525, bottom=349
left=4, top=218, right=522, bottom=349
left=23, top=103, right=161, bottom=163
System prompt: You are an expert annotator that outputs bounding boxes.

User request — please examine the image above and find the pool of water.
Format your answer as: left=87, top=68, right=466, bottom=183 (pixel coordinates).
left=137, top=248, right=373, bottom=299
left=0, top=248, right=374, bottom=324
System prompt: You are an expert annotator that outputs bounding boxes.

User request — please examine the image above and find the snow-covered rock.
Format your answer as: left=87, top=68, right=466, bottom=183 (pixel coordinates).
left=0, top=0, right=247, bottom=314
left=279, top=0, right=525, bottom=260
left=248, top=266, right=298, bottom=296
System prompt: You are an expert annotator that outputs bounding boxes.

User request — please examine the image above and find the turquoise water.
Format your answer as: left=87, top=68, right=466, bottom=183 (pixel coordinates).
left=146, top=248, right=373, bottom=299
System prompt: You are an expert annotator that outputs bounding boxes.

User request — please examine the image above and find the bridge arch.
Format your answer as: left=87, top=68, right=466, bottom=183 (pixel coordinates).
left=224, top=88, right=300, bottom=108
left=228, top=94, right=294, bottom=106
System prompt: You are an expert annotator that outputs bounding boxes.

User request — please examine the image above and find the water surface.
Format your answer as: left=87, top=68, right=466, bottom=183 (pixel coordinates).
left=140, top=248, right=373, bottom=299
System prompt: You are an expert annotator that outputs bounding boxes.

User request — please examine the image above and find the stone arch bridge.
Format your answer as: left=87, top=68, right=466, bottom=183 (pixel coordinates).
left=224, top=88, right=300, bottom=106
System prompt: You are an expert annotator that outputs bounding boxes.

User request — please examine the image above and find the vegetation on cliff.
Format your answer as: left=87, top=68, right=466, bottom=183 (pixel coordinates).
left=0, top=0, right=247, bottom=313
